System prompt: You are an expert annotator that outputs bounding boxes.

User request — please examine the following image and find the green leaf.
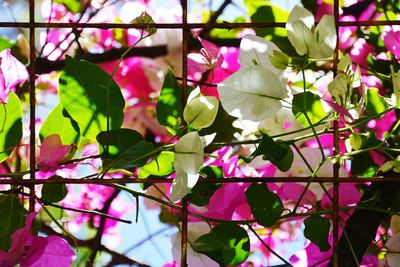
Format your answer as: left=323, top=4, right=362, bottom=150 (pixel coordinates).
left=249, top=4, right=289, bottom=37
left=0, top=37, right=14, bottom=52
left=292, top=91, right=327, bottom=127
left=303, top=216, right=331, bottom=251
left=97, top=128, right=149, bottom=171
left=40, top=104, right=81, bottom=145
left=0, top=194, right=26, bottom=251
left=41, top=175, right=68, bottom=203
left=0, top=92, right=23, bottom=162
left=104, top=141, right=153, bottom=172
left=139, top=151, right=174, bottom=178
left=245, top=183, right=284, bottom=227
left=250, top=133, right=293, bottom=172
left=54, top=0, right=83, bottom=13
left=59, top=56, right=125, bottom=139
left=188, top=166, right=223, bottom=206
left=192, top=223, right=250, bottom=266
left=365, top=87, right=389, bottom=116
left=156, top=69, right=183, bottom=133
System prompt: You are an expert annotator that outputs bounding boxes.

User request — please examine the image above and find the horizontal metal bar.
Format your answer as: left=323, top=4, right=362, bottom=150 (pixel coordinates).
left=0, top=176, right=399, bottom=185
left=0, top=20, right=399, bottom=29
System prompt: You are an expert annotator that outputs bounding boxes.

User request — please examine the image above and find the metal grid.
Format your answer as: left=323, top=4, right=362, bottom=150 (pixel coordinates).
left=0, top=0, right=399, bottom=266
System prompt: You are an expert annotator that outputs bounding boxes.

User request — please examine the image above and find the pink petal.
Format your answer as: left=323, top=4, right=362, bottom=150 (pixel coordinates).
left=37, top=134, right=72, bottom=170
left=8, top=213, right=36, bottom=258
left=0, top=49, right=28, bottom=103
left=19, top=236, right=75, bottom=267
left=187, top=53, right=209, bottom=74
left=198, top=37, right=219, bottom=59
left=323, top=99, right=354, bottom=120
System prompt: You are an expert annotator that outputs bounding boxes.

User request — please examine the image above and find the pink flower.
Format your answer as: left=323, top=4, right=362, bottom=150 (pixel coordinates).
left=0, top=213, right=75, bottom=267
left=188, top=38, right=223, bottom=77
left=382, top=26, right=400, bottom=61
left=0, top=49, right=28, bottom=103
left=37, top=134, right=73, bottom=171
left=100, top=57, right=159, bottom=101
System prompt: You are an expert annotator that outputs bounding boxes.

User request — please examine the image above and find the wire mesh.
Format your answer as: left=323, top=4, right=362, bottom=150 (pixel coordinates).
left=0, top=0, right=399, bottom=266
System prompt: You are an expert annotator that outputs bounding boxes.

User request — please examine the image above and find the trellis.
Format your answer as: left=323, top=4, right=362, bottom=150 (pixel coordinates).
left=1, top=0, right=400, bottom=266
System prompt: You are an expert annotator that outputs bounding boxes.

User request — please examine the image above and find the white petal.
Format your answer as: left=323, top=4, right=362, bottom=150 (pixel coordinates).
left=386, top=232, right=400, bottom=267
left=170, top=170, right=199, bottom=202
left=172, top=223, right=218, bottom=266
left=313, top=15, right=336, bottom=58
left=183, top=94, right=219, bottom=129
left=239, top=34, right=280, bottom=69
left=200, top=133, right=216, bottom=147
left=218, top=66, right=287, bottom=122
left=287, top=5, right=314, bottom=30
left=174, top=132, right=204, bottom=174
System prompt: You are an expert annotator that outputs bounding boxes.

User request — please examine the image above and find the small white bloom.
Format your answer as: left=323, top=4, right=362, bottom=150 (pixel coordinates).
left=286, top=5, right=336, bottom=59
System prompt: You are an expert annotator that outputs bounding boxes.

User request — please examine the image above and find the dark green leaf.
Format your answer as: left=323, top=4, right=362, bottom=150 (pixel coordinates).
left=250, top=4, right=289, bottom=37
left=156, top=69, right=183, bottom=133
left=97, top=129, right=151, bottom=171
left=188, top=166, right=223, bottom=206
left=250, top=133, right=293, bottom=172
left=351, top=153, right=378, bottom=177
left=0, top=92, right=23, bottom=162
left=292, top=92, right=327, bottom=127
left=59, top=56, right=125, bottom=139
left=0, top=194, right=26, bottom=251
left=200, top=103, right=239, bottom=146
left=245, top=183, right=284, bottom=227
left=54, top=0, right=83, bottom=13
left=41, top=175, right=68, bottom=203
left=365, top=87, right=389, bottom=116
left=106, top=141, right=153, bottom=171
left=303, top=216, right=331, bottom=251
left=192, top=223, right=250, bottom=266
left=40, top=104, right=81, bottom=145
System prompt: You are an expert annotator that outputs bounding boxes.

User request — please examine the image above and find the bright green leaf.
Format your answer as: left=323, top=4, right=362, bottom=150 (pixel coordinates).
left=303, top=216, right=331, bottom=251
left=156, top=69, right=183, bottom=133
left=245, top=183, right=284, bottom=227
left=365, top=87, right=389, bottom=116
left=0, top=194, right=26, bottom=251
left=250, top=133, right=293, bottom=172
left=0, top=37, right=14, bottom=52
left=40, top=104, right=81, bottom=146
left=54, top=0, right=83, bottom=13
left=292, top=91, right=327, bottom=127
left=0, top=92, right=23, bottom=162
left=59, top=56, right=125, bottom=139
left=139, top=151, right=174, bottom=178
left=41, top=175, right=68, bottom=203
left=192, top=223, right=250, bottom=266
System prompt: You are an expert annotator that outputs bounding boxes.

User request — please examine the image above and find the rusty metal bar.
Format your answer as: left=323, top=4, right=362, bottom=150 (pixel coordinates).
left=181, top=0, right=189, bottom=266
left=0, top=20, right=400, bottom=29
left=332, top=0, right=341, bottom=266
left=28, top=0, right=36, bottom=213
left=0, top=176, right=399, bottom=185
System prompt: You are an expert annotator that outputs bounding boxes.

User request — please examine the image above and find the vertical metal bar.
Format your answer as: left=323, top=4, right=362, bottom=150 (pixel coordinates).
left=180, top=0, right=189, bottom=266
left=332, top=0, right=340, bottom=266
left=28, top=0, right=36, bottom=212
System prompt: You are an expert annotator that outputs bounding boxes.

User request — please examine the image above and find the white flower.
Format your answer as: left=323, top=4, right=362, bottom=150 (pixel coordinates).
left=286, top=5, right=336, bottom=59
left=386, top=232, right=400, bottom=267
left=170, top=132, right=215, bottom=202
left=218, top=34, right=288, bottom=122
left=183, top=87, right=219, bottom=129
